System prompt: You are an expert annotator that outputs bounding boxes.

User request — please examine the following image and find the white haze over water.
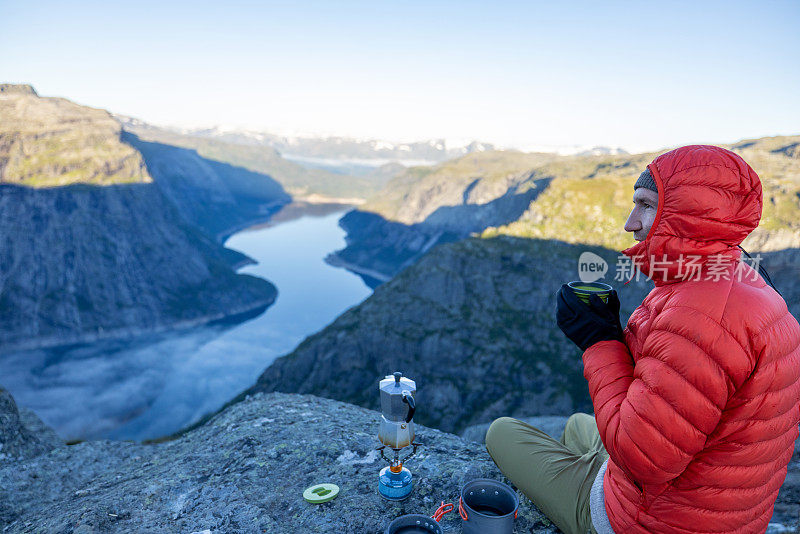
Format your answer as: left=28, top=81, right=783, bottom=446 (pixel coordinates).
left=0, top=209, right=372, bottom=441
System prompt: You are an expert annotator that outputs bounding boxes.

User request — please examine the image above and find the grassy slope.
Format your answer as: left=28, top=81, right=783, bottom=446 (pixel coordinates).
left=484, top=137, right=800, bottom=251
left=0, top=93, right=151, bottom=187
left=0, top=88, right=380, bottom=199
left=357, top=136, right=800, bottom=251
left=363, top=150, right=559, bottom=222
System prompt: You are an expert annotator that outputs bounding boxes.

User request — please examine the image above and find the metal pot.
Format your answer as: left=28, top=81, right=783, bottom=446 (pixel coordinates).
left=384, top=513, right=442, bottom=534
left=459, top=478, right=518, bottom=534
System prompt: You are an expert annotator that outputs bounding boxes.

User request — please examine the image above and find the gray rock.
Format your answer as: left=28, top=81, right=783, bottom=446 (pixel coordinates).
left=0, top=84, right=37, bottom=96
left=1, top=391, right=796, bottom=533
left=17, top=405, right=62, bottom=448
left=0, top=392, right=559, bottom=534
left=0, top=387, right=60, bottom=462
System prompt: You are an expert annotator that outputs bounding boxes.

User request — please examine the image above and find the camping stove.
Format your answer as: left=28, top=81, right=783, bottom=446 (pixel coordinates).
left=377, top=372, right=420, bottom=500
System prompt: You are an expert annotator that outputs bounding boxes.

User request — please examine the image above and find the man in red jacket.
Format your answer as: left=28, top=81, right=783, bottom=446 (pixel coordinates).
left=486, top=145, right=800, bottom=533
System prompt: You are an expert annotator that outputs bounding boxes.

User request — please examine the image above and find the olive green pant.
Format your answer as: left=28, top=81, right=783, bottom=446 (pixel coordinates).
left=485, top=413, right=609, bottom=534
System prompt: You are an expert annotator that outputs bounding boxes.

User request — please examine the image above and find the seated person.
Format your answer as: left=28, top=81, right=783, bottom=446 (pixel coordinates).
left=486, top=145, right=800, bottom=534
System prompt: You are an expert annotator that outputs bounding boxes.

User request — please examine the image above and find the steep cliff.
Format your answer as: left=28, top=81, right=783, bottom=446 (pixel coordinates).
left=0, top=87, right=150, bottom=187
left=362, top=151, right=562, bottom=225
left=121, top=131, right=291, bottom=240
left=0, top=181, right=276, bottom=352
left=0, top=86, right=277, bottom=352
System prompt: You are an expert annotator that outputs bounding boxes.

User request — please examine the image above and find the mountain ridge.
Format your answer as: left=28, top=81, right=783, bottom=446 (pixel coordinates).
left=0, top=85, right=280, bottom=352
left=329, top=134, right=800, bottom=283
left=118, top=116, right=389, bottom=201
left=0, top=90, right=151, bottom=187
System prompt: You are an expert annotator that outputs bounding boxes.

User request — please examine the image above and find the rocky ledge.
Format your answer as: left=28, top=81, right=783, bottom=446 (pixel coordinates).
left=1, top=389, right=797, bottom=533
left=0, top=391, right=558, bottom=533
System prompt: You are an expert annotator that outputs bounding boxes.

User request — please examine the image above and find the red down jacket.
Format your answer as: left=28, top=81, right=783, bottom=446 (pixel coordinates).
left=583, top=145, right=800, bottom=533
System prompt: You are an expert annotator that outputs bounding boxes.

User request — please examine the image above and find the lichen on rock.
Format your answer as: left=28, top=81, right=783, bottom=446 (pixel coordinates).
left=0, top=391, right=560, bottom=533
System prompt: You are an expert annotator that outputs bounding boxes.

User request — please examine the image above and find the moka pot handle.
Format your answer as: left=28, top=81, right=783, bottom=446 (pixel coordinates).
left=401, top=391, right=415, bottom=423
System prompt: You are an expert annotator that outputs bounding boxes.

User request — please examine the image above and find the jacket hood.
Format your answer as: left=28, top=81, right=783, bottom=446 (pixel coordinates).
left=622, top=145, right=763, bottom=286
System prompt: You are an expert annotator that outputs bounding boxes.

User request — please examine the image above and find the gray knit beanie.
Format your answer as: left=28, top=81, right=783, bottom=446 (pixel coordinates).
left=634, top=168, right=658, bottom=193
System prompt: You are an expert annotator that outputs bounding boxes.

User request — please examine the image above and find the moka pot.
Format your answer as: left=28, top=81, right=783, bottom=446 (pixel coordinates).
left=378, top=372, right=416, bottom=449
left=377, top=372, right=418, bottom=501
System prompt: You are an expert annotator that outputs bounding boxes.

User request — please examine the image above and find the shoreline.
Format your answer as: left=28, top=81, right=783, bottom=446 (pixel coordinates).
left=216, top=200, right=289, bottom=244
left=240, top=200, right=357, bottom=232
left=293, top=193, right=366, bottom=205
left=218, top=197, right=363, bottom=242
left=0, top=292, right=276, bottom=357
left=323, top=252, right=392, bottom=283
left=0, top=198, right=293, bottom=357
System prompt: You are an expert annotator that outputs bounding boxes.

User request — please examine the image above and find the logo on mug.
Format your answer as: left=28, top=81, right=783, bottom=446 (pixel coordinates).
left=578, top=252, right=608, bottom=282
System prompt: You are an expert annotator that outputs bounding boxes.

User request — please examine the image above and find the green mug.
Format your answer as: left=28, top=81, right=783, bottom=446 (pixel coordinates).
left=567, top=281, right=613, bottom=304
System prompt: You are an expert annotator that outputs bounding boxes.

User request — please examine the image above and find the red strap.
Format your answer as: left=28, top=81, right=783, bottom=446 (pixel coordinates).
left=458, top=497, right=468, bottom=521
left=431, top=501, right=453, bottom=522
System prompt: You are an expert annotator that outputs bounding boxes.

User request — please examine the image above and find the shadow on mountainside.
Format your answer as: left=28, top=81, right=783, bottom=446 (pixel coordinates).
left=327, top=177, right=553, bottom=288
left=122, top=132, right=292, bottom=241
left=0, top=180, right=276, bottom=354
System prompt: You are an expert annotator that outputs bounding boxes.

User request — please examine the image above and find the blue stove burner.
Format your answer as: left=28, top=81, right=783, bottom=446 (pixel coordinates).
left=378, top=465, right=413, bottom=500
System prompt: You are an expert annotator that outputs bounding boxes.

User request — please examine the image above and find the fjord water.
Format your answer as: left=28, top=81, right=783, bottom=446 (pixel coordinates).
left=0, top=207, right=372, bottom=441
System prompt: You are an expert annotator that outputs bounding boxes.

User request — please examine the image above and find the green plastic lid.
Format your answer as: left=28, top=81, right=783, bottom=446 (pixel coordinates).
left=303, top=483, right=340, bottom=504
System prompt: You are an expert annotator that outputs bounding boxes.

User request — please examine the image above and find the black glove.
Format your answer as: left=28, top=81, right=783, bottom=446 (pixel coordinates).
left=556, top=284, right=624, bottom=351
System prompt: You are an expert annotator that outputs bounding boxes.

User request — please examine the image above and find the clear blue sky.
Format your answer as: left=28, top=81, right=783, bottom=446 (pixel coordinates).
left=1, top=0, right=798, bottom=151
